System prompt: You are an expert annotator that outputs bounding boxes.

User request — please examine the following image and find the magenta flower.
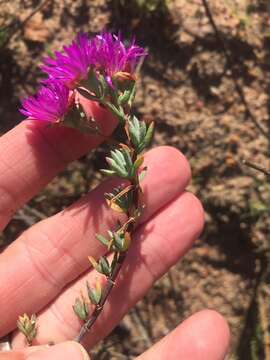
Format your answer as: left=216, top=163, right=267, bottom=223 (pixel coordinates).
left=19, top=80, right=70, bottom=122
left=41, top=33, right=93, bottom=88
left=40, top=32, right=146, bottom=89
left=92, top=33, right=147, bottom=87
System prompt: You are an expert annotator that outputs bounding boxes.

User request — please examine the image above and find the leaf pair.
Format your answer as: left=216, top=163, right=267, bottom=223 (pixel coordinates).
left=128, top=116, right=154, bottom=154
left=105, top=185, right=134, bottom=213
left=102, top=148, right=143, bottom=179
left=96, top=230, right=131, bottom=252
left=88, top=256, right=112, bottom=277
left=73, top=296, right=89, bottom=322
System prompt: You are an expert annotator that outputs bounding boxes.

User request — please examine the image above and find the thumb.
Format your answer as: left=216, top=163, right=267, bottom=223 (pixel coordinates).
left=1, top=342, right=90, bottom=360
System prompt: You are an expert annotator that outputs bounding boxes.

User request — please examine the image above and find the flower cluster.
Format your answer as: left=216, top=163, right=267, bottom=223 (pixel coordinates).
left=20, top=33, right=146, bottom=124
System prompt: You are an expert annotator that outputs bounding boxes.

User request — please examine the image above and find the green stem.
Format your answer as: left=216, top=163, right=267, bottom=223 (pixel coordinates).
left=74, top=251, right=126, bottom=343
left=75, top=124, right=141, bottom=344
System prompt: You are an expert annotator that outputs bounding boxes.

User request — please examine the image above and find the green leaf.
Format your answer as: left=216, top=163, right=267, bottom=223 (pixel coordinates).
left=139, top=121, right=147, bottom=141
left=122, top=148, right=133, bottom=170
left=144, top=121, right=155, bottom=148
left=100, top=169, right=116, bottom=177
left=110, top=252, right=119, bottom=273
left=128, top=82, right=136, bottom=107
left=88, top=256, right=100, bottom=271
left=105, top=103, right=126, bottom=124
left=129, top=117, right=153, bottom=153
left=134, top=156, right=144, bottom=170
left=111, top=163, right=129, bottom=178
left=113, top=232, right=124, bottom=250
left=129, top=116, right=141, bottom=148
left=81, top=68, right=103, bottom=98
left=106, top=157, right=128, bottom=178
left=99, top=256, right=111, bottom=276
left=96, top=233, right=109, bottom=247
left=64, top=104, right=100, bottom=134
left=111, top=149, right=126, bottom=167
left=113, top=232, right=131, bottom=252
left=106, top=149, right=137, bottom=179
left=118, top=89, right=131, bottom=105
left=73, top=297, right=89, bottom=321
left=86, top=281, right=102, bottom=305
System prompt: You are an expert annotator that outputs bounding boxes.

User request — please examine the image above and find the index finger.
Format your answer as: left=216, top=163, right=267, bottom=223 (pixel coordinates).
left=0, top=100, right=117, bottom=230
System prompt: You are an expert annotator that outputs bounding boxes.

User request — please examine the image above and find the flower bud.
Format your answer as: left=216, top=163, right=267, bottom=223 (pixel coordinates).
left=17, top=313, right=37, bottom=345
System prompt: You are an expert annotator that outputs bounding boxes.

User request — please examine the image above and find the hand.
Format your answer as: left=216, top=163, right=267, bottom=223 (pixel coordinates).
left=0, top=103, right=230, bottom=359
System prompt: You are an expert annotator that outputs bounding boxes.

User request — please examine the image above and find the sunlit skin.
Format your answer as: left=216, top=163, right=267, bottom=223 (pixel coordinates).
left=0, top=100, right=230, bottom=359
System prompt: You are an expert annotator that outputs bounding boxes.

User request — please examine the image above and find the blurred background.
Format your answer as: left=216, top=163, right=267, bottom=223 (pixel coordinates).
left=0, top=0, right=270, bottom=358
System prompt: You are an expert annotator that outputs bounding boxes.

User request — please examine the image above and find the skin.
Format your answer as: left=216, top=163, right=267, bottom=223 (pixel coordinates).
left=0, top=101, right=230, bottom=359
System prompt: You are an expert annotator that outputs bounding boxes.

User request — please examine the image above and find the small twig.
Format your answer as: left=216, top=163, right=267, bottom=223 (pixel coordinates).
left=19, top=0, right=50, bottom=29
left=1, top=0, right=51, bottom=47
left=237, top=254, right=268, bottom=357
left=241, top=159, right=270, bottom=177
left=14, top=204, right=47, bottom=226
left=201, top=0, right=269, bottom=139
left=14, top=209, right=36, bottom=226
left=74, top=251, right=127, bottom=343
left=23, top=204, right=47, bottom=220
left=129, top=308, right=153, bottom=348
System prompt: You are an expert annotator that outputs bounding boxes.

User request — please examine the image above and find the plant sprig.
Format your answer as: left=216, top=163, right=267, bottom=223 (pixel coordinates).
left=17, top=31, right=149, bottom=346
left=74, top=104, right=152, bottom=342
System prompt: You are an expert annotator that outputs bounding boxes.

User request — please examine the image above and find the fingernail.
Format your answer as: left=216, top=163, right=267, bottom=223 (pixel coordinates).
left=26, top=341, right=90, bottom=360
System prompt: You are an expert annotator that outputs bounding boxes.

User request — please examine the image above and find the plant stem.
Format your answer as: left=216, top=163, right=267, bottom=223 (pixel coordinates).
left=74, top=251, right=127, bottom=343
left=241, top=159, right=270, bottom=177
left=75, top=135, right=141, bottom=344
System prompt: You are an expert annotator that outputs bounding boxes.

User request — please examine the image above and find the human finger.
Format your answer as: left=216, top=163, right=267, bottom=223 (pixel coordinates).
left=0, top=99, right=117, bottom=230
left=0, top=342, right=89, bottom=359
left=0, top=146, right=191, bottom=337
left=136, top=310, right=230, bottom=360
left=12, top=191, right=204, bottom=347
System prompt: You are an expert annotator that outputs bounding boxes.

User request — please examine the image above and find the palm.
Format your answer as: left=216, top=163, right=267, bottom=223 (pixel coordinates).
left=0, top=102, right=229, bottom=359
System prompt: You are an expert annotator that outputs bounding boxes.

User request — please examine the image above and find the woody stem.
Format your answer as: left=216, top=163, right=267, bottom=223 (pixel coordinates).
left=75, top=126, right=141, bottom=344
